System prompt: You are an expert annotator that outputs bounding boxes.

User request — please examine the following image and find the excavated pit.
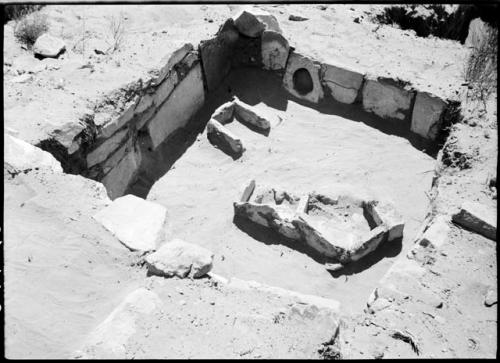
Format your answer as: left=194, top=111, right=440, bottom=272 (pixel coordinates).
left=36, top=13, right=452, bottom=314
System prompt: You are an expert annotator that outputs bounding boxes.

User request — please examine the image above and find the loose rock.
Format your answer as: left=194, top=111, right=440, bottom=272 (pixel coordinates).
left=452, top=201, right=497, bottom=241
left=145, top=239, right=214, bottom=278
left=33, top=34, right=66, bottom=59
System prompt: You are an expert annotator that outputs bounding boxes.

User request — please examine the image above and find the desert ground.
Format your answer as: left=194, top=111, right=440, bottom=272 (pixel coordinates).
left=3, top=3, right=498, bottom=359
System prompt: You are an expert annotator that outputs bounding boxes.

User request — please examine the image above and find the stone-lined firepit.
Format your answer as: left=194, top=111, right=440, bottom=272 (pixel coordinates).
left=234, top=180, right=404, bottom=265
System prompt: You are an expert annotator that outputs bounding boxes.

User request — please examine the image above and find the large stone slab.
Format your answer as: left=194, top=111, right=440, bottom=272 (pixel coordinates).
left=145, top=238, right=214, bottom=279
left=452, top=201, right=497, bottom=241
left=86, top=128, right=129, bottom=168
left=146, top=64, right=205, bottom=149
left=75, top=288, right=162, bottom=359
left=362, top=78, right=414, bottom=120
left=207, top=119, right=245, bottom=158
left=93, top=194, right=167, bottom=252
left=199, top=19, right=239, bottom=92
left=211, top=101, right=234, bottom=124
left=363, top=200, right=405, bottom=241
left=320, top=62, right=364, bottom=104
left=283, top=52, right=324, bottom=104
left=100, top=144, right=140, bottom=198
left=33, top=33, right=66, bottom=58
left=411, top=92, right=447, bottom=140
left=261, top=30, right=290, bottom=71
left=4, top=134, right=62, bottom=174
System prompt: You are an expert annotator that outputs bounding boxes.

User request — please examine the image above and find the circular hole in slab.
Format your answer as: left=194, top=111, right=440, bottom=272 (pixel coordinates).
left=292, top=68, right=314, bottom=95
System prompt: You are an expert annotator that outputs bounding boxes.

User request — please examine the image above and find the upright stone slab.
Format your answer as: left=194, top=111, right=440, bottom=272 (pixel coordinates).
left=101, top=148, right=142, bottom=200
left=262, top=30, right=290, bottom=71
left=362, top=77, right=414, bottom=120
left=93, top=194, right=168, bottom=252
left=411, top=92, right=447, bottom=140
left=86, top=128, right=129, bottom=168
left=320, top=62, right=364, bottom=104
left=146, top=64, right=205, bottom=149
left=283, top=52, right=324, bottom=104
left=199, top=19, right=239, bottom=92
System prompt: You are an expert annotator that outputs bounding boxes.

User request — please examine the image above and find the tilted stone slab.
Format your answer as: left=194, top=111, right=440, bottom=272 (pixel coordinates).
left=93, top=194, right=167, bottom=252
left=452, top=201, right=497, bottom=241
left=145, top=238, right=214, bottom=279
left=86, top=128, right=129, bottom=168
left=101, top=147, right=141, bottom=199
left=233, top=97, right=271, bottom=133
left=320, top=62, right=364, bottom=104
left=411, top=91, right=447, bottom=140
left=4, top=134, right=63, bottom=174
left=262, top=30, right=290, bottom=71
left=206, top=119, right=245, bottom=158
left=146, top=64, right=205, bottom=149
left=362, top=77, right=414, bottom=120
left=75, top=288, right=162, bottom=359
left=283, top=52, right=324, bottom=104
left=152, top=43, right=194, bottom=86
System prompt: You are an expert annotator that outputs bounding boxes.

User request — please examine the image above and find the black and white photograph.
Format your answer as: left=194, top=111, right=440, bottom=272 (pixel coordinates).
left=2, top=1, right=498, bottom=359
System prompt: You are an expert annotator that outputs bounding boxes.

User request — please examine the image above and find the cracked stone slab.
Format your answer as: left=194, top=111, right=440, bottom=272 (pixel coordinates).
left=93, top=194, right=168, bottom=252
left=320, top=62, right=364, bottom=104
left=452, top=201, right=497, bottom=241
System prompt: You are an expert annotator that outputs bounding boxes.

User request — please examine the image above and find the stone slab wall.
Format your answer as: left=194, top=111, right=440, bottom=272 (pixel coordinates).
left=59, top=10, right=457, bottom=200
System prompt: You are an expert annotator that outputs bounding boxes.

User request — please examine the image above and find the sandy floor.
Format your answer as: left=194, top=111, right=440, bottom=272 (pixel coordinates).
left=145, top=68, right=435, bottom=314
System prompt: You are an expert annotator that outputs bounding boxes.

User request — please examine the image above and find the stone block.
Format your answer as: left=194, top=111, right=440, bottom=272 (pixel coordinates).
left=283, top=52, right=324, bottom=103
left=87, top=128, right=129, bottom=168
left=146, top=64, right=205, bottom=149
left=207, top=119, right=245, bottom=158
left=320, top=62, right=364, bottom=104
left=93, top=194, right=167, bottom=252
left=364, top=200, right=405, bottom=241
left=411, top=91, right=447, bottom=140
left=362, top=78, right=414, bottom=120
left=233, top=97, right=271, bottom=133
left=233, top=9, right=280, bottom=37
left=145, top=238, right=214, bottom=278
left=262, top=30, right=290, bottom=71
left=452, top=201, right=497, bottom=241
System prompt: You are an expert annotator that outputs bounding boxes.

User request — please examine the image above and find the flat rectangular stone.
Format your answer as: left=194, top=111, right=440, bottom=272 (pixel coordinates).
left=87, top=128, right=129, bottom=168
left=146, top=64, right=205, bottom=149
left=452, top=201, right=497, bottom=241
left=101, top=137, right=133, bottom=175
left=321, top=63, right=364, bottom=104
left=211, top=101, right=234, bottom=124
left=362, top=78, right=414, bottom=121
left=240, top=179, right=256, bottom=202
left=411, top=91, right=447, bottom=140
